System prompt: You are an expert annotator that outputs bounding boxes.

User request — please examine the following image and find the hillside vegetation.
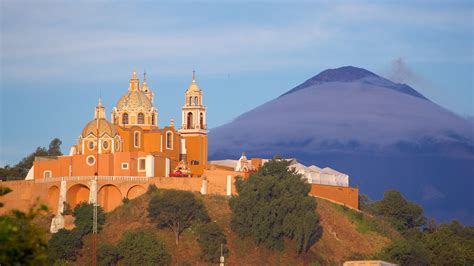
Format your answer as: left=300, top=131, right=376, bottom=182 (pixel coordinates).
left=73, top=191, right=393, bottom=265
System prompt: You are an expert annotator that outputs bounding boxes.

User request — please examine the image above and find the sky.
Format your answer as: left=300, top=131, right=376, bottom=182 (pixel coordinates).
left=0, top=0, right=473, bottom=166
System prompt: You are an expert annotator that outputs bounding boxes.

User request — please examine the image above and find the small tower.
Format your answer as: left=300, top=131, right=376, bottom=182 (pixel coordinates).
left=179, top=70, right=208, bottom=174
left=181, top=70, right=206, bottom=131
left=142, top=71, right=154, bottom=102
left=129, top=68, right=140, bottom=91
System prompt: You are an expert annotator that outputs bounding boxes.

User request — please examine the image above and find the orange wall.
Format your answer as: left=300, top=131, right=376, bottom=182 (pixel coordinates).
left=310, top=184, right=359, bottom=209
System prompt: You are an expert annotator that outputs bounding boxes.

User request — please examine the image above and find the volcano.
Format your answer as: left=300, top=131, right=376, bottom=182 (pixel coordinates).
left=209, top=66, right=474, bottom=224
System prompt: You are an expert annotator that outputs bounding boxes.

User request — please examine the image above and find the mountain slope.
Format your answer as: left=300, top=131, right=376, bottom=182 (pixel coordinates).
left=209, top=66, right=474, bottom=224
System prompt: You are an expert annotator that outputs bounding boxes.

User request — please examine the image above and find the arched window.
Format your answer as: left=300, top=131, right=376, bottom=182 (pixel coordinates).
left=134, top=131, right=140, bottom=148
left=187, top=112, right=193, bottom=129
left=122, top=113, right=129, bottom=125
left=194, top=96, right=199, bottom=105
left=200, top=112, right=204, bottom=129
left=189, top=96, right=193, bottom=106
left=137, top=113, right=144, bottom=124
left=151, top=113, right=155, bottom=125
left=166, top=131, right=173, bottom=149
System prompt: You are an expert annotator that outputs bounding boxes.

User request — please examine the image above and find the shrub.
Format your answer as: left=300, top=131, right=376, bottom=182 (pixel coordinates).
left=72, top=202, right=106, bottom=236
left=0, top=192, right=49, bottom=265
left=122, top=197, right=130, bottom=205
left=148, top=190, right=210, bottom=245
left=47, top=229, right=83, bottom=263
left=97, top=243, right=120, bottom=266
left=116, top=230, right=171, bottom=265
left=197, top=222, right=229, bottom=262
left=229, top=158, right=322, bottom=253
left=147, top=184, right=158, bottom=194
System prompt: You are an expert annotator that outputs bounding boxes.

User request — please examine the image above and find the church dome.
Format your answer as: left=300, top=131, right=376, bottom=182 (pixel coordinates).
left=187, top=79, right=200, bottom=93
left=81, top=118, right=119, bottom=138
left=116, top=90, right=153, bottom=111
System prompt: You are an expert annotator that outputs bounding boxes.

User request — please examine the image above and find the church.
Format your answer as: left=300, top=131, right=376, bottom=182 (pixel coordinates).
left=32, top=70, right=208, bottom=179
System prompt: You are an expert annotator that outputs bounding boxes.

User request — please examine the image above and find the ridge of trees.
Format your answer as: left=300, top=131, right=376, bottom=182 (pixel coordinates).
left=0, top=138, right=62, bottom=180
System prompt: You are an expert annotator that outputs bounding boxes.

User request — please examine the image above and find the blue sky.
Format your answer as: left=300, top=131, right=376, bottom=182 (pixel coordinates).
left=0, top=0, right=473, bottom=166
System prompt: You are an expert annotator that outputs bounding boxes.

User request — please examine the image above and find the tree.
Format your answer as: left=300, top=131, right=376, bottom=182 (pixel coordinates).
left=47, top=229, right=83, bottom=263
left=97, top=243, right=121, bottom=266
left=229, top=158, right=322, bottom=253
left=72, top=202, right=106, bottom=236
left=0, top=186, right=49, bottom=265
left=370, top=189, right=425, bottom=232
left=47, top=138, right=63, bottom=156
left=197, top=222, right=229, bottom=263
left=423, top=221, right=474, bottom=265
left=148, top=190, right=210, bottom=245
left=378, top=238, right=430, bottom=265
left=116, top=230, right=171, bottom=265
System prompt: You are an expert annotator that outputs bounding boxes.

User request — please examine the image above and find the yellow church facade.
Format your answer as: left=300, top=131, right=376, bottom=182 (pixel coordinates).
left=33, top=70, right=208, bottom=180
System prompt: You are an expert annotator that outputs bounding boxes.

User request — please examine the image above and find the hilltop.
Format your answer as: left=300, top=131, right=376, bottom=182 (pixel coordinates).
left=62, top=192, right=397, bottom=265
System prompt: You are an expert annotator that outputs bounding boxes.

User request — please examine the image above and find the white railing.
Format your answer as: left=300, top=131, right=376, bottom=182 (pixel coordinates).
left=35, top=176, right=149, bottom=183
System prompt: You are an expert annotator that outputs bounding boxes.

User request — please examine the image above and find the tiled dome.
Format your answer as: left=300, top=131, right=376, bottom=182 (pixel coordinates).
left=116, top=90, right=153, bottom=111
left=81, top=118, right=118, bottom=137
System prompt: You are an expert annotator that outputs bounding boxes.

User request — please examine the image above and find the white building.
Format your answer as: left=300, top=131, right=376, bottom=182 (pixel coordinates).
left=210, top=156, right=349, bottom=187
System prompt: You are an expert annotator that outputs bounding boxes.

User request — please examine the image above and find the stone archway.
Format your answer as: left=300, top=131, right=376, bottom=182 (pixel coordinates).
left=98, top=184, right=122, bottom=212
left=127, top=185, right=146, bottom=199
left=47, top=186, right=60, bottom=214
left=67, top=184, right=90, bottom=209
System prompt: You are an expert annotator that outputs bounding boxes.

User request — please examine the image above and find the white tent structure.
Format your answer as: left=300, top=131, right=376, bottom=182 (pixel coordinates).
left=210, top=157, right=349, bottom=187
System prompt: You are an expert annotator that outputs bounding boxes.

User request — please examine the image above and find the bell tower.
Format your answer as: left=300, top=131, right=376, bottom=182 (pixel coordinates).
left=179, top=70, right=208, bottom=175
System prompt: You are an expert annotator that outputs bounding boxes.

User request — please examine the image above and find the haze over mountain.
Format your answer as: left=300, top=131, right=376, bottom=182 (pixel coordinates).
left=209, top=66, right=474, bottom=224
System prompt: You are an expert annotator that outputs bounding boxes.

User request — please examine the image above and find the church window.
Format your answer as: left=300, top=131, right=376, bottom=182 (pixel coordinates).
left=115, top=141, right=120, bottom=151
left=189, top=96, right=193, bottom=105
left=134, top=132, right=141, bottom=148
left=166, top=131, right=173, bottom=149
left=121, top=163, right=129, bottom=169
left=194, top=96, right=199, bottom=105
left=123, top=113, right=129, bottom=125
left=86, top=155, right=96, bottom=166
left=137, top=113, right=144, bottom=124
left=88, top=141, right=95, bottom=150
left=138, top=158, right=146, bottom=171
left=200, top=112, right=204, bottom=129
left=102, top=140, right=109, bottom=150
left=187, top=112, right=193, bottom=129
left=191, top=160, right=199, bottom=165
left=152, top=113, right=155, bottom=125
left=43, top=171, right=52, bottom=178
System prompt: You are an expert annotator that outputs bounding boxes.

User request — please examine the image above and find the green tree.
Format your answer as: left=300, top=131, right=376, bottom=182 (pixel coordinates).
left=72, top=202, right=106, bottom=236
left=47, top=229, right=83, bottom=263
left=148, top=190, right=210, bottom=245
left=378, top=237, right=430, bottom=265
left=116, top=230, right=171, bottom=265
left=370, top=189, right=425, bottom=232
left=0, top=186, right=49, bottom=265
left=197, top=222, right=229, bottom=263
left=97, top=243, right=121, bottom=266
left=229, top=158, right=322, bottom=253
left=423, top=221, right=474, bottom=265
left=47, top=138, right=63, bottom=156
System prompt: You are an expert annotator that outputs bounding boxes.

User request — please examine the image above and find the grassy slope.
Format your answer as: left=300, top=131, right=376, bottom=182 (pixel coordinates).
left=74, top=192, right=396, bottom=265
